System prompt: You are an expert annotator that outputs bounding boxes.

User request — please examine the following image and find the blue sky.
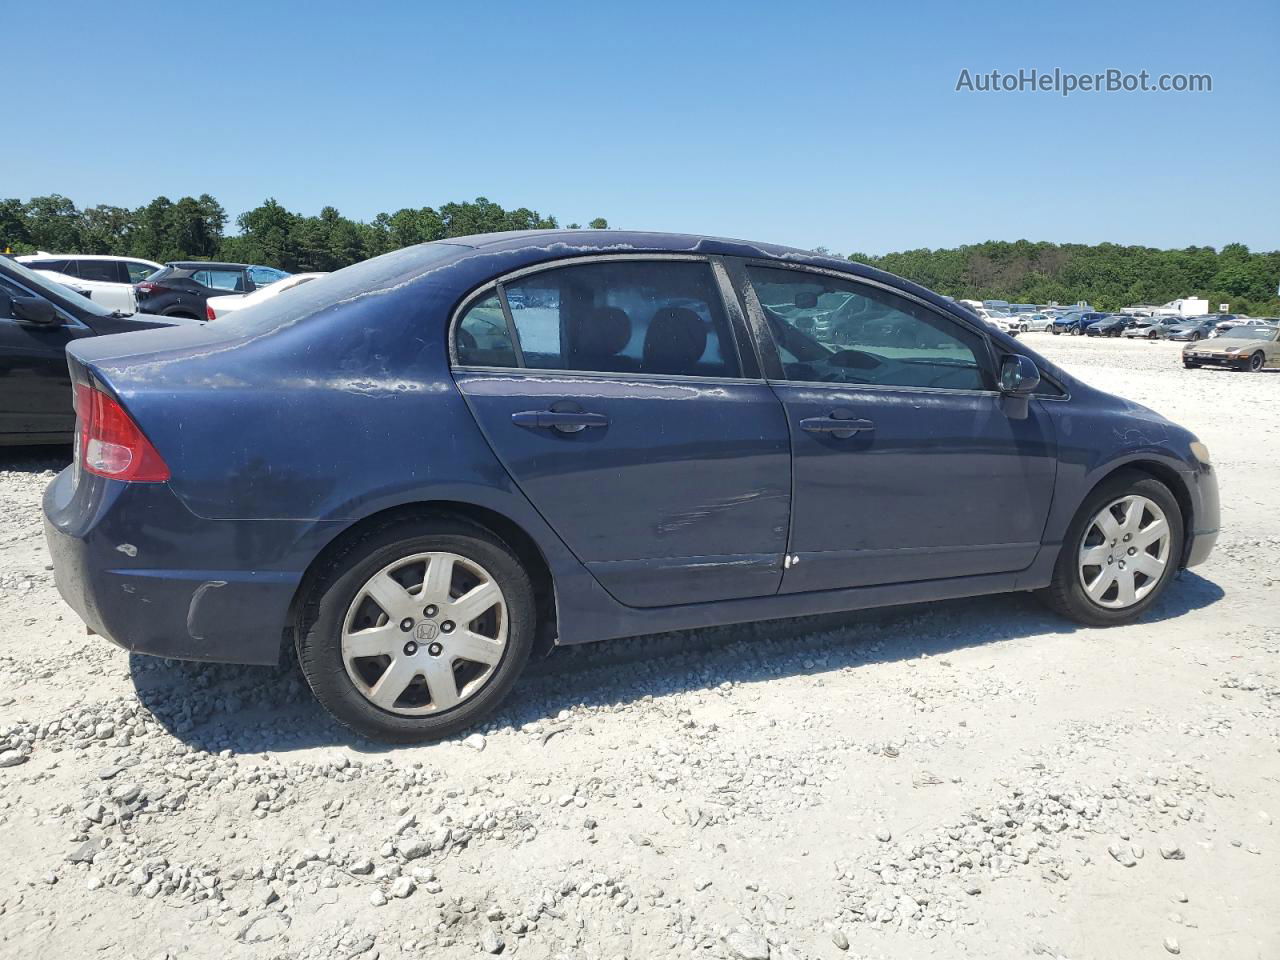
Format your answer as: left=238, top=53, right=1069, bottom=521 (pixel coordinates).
left=5, top=0, right=1276, bottom=254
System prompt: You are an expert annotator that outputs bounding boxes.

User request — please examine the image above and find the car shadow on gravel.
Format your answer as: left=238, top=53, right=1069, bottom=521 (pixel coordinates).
left=129, top=570, right=1223, bottom=757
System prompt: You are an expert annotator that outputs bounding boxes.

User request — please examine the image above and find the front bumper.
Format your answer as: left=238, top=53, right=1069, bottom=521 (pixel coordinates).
left=43, top=468, right=331, bottom=666
left=1183, top=460, right=1219, bottom=569
left=1185, top=352, right=1243, bottom=366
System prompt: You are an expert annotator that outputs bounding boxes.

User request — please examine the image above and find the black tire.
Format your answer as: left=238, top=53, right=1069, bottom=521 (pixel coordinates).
left=1038, top=471, right=1184, bottom=627
left=1189, top=332, right=1201, bottom=341
left=296, top=515, right=537, bottom=743
left=1247, top=351, right=1265, bottom=372
left=1052, top=328, right=1061, bottom=336
left=1183, top=360, right=1199, bottom=369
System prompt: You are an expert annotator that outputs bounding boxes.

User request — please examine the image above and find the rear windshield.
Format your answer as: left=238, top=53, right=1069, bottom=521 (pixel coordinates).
left=211, top=242, right=469, bottom=337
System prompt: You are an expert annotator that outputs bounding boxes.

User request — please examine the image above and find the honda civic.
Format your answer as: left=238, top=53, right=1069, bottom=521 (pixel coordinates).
left=43, top=231, right=1219, bottom=742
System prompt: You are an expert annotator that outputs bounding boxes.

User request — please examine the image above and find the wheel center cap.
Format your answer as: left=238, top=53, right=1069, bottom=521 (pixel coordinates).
left=415, top=621, right=439, bottom=642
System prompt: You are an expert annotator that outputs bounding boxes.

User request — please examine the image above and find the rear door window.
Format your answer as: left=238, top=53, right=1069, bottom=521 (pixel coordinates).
left=495, top=260, right=740, bottom=378
left=192, top=269, right=246, bottom=291
left=74, top=260, right=125, bottom=283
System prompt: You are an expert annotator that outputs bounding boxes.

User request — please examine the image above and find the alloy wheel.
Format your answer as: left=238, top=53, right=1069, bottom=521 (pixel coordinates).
left=341, top=552, right=507, bottom=715
left=1250, top=352, right=1264, bottom=371
left=1077, top=496, right=1171, bottom=609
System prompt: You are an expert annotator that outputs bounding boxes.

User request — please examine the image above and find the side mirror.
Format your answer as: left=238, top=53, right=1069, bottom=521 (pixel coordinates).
left=12, top=296, right=60, bottom=325
left=999, top=354, right=1041, bottom=395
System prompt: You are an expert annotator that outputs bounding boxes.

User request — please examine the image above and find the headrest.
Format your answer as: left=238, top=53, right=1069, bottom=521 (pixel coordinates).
left=643, top=307, right=706, bottom=374
left=576, top=306, right=632, bottom=359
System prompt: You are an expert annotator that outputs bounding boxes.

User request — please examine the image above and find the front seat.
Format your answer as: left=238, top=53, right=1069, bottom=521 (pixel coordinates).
left=643, top=307, right=708, bottom=375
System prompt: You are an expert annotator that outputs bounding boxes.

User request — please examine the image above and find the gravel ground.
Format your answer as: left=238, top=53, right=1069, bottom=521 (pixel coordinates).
left=1, top=335, right=1276, bottom=960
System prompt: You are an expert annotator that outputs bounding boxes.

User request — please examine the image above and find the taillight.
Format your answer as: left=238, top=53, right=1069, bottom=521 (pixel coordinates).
left=206, top=304, right=217, bottom=321
left=135, top=281, right=165, bottom=297
left=73, top=383, right=170, bottom=483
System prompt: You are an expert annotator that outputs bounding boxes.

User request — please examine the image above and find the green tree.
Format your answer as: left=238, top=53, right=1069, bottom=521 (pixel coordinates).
left=589, top=217, right=609, bottom=229
left=0, top=198, right=32, bottom=252
left=22, top=194, right=82, bottom=251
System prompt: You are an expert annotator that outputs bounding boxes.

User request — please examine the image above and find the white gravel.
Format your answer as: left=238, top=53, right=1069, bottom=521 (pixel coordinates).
left=0, top=335, right=1276, bottom=959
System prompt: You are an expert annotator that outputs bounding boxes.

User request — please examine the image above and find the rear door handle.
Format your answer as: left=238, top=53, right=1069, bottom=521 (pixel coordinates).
left=799, top=415, right=875, bottom=438
left=511, top=409, right=610, bottom=433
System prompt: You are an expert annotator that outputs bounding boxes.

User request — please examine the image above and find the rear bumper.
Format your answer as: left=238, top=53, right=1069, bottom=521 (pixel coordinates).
left=43, top=468, right=335, bottom=666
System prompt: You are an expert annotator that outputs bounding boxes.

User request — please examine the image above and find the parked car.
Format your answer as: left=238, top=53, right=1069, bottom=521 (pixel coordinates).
left=44, top=231, right=1219, bottom=742
left=17, top=253, right=162, bottom=314
left=0, top=257, right=189, bottom=445
left=135, top=262, right=291, bottom=319
left=1183, top=324, right=1279, bottom=371
left=958, top=300, right=1020, bottom=336
left=1085, top=315, right=1131, bottom=337
left=1163, top=316, right=1220, bottom=342
left=1211, top=314, right=1241, bottom=333
left=1123, top=316, right=1182, bottom=339
left=206, top=272, right=328, bottom=320
left=1021, top=313, right=1056, bottom=332
left=1051, top=312, right=1107, bottom=335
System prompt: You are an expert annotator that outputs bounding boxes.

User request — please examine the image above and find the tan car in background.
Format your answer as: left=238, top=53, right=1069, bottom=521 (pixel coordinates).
left=1183, top=324, right=1280, bottom=372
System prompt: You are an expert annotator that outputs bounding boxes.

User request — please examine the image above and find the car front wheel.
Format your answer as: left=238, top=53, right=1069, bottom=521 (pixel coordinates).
left=1244, top=351, right=1265, bottom=372
left=297, top=516, right=536, bottom=742
left=1039, top=471, right=1183, bottom=626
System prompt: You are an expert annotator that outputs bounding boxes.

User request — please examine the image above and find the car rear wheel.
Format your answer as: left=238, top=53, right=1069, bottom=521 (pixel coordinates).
left=296, top=516, right=536, bottom=743
left=1039, top=471, right=1183, bottom=626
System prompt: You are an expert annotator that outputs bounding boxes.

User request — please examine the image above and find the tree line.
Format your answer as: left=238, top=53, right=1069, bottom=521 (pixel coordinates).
left=3, top=194, right=1275, bottom=314
left=847, top=239, right=1280, bottom=316
left=0, top=194, right=608, bottom=273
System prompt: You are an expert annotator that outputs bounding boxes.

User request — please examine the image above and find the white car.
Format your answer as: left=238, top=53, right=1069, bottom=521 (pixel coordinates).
left=957, top=300, right=1021, bottom=336
left=205, top=272, right=328, bottom=319
left=1021, top=313, right=1056, bottom=332
left=16, top=253, right=162, bottom=314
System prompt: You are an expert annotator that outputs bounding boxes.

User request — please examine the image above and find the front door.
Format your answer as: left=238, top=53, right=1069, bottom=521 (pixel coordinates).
left=0, top=282, right=88, bottom=442
left=739, top=263, right=1056, bottom=593
left=453, top=257, right=792, bottom=608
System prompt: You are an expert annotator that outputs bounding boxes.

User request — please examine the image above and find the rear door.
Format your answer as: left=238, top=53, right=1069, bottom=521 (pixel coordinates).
left=735, top=261, right=1056, bottom=593
left=452, top=256, right=792, bottom=607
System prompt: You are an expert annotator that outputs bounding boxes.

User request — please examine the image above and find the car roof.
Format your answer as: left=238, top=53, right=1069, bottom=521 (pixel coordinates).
left=421, top=229, right=999, bottom=328
left=165, top=261, right=253, bottom=270
left=17, top=252, right=160, bottom=263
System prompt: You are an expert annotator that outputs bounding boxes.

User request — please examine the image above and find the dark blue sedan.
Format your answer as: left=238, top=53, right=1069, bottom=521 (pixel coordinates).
left=43, top=231, right=1219, bottom=742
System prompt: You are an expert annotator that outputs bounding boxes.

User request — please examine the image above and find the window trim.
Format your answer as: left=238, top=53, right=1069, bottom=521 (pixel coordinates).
left=448, top=253, right=759, bottom=383
left=730, top=258, right=1002, bottom=395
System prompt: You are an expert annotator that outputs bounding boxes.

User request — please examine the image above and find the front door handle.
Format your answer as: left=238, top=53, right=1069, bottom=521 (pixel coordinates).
left=511, top=409, right=610, bottom=433
left=799, top=415, right=874, bottom=439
